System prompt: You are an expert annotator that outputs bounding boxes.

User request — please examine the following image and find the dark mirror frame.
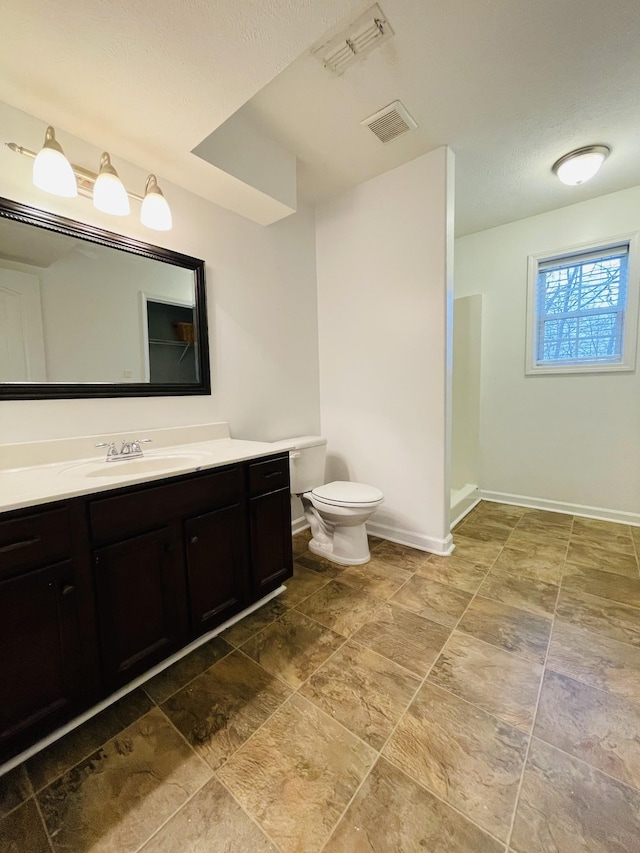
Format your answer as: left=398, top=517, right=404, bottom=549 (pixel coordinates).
left=0, top=196, right=210, bottom=400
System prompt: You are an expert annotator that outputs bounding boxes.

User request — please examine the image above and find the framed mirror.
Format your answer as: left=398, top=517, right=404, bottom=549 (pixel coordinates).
left=0, top=196, right=210, bottom=399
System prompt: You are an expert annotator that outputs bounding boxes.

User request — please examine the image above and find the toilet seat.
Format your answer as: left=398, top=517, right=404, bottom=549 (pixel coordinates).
left=310, top=480, right=384, bottom=508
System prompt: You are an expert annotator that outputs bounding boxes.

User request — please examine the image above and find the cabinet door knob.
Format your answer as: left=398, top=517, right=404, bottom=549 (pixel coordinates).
left=61, top=584, right=75, bottom=596
left=190, top=535, right=199, bottom=545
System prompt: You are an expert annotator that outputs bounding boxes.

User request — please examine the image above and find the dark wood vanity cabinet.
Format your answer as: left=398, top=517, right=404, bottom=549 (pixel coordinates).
left=93, top=527, right=188, bottom=691
left=247, top=456, right=294, bottom=596
left=0, top=505, right=99, bottom=761
left=0, top=453, right=292, bottom=764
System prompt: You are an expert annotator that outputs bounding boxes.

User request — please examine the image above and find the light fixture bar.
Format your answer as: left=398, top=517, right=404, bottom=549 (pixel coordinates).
left=5, top=142, right=144, bottom=201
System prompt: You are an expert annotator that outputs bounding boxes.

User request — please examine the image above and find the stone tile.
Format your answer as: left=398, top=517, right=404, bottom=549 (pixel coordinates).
left=503, top=531, right=568, bottom=563
left=0, top=798, right=50, bottom=853
left=325, top=757, right=504, bottom=853
left=26, top=688, right=154, bottom=793
left=389, top=574, right=472, bottom=628
left=371, top=540, right=432, bottom=571
left=547, top=622, right=640, bottom=705
left=555, top=588, right=640, bottom=648
left=295, top=551, right=345, bottom=578
left=352, top=604, right=450, bottom=676
left=367, top=535, right=385, bottom=551
left=416, top=555, right=488, bottom=593
left=428, top=632, right=543, bottom=732
left=0, top=763, right=32, bottom=819
left=473, top=501, right=527, bottom=524
left=562, top=564, right=640, bottom=608
left=513, top=511, right=573, bottom=539
left=565, top=540, right=639, bottom=577
left=240, top=609, right=344, bottom=689
left=571, top=518, right=636, bottom=556
left=534, top=670, right=640, bottom=790
left=218, top=694, right=375, bottom=853
left=455, top=516, right=513, bottom=543
left=220, top=599, right=288, bottom=647
left=457, top=596, right=552, bottom=664
left=139, top=777, right=277, bottom=852
left=161, top=650, right=291, bottom=771
left=295, top=579, right=383, bottom=637
left=449, top=534, right=504, bottom=569
left=338, top=558, right=413, bottom=600
left=292, top=529, right=311, bottom=557
left=383, top=681, right=527, bottom=841
left=300, top=641, right=420, bottom=750
left=37, top=707, right=211, bottom=853
left=145, top=636, right=232, bottom=704
left=279, top=561, right=330, bottom=608
left=478, top=568, right=558, bottom=617
left=491, top=544, right=564, bottom=585
left=511, top=738, right=640, bottom=853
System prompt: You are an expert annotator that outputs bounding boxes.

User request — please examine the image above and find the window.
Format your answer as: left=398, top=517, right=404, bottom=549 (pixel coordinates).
left=526, top=235, right=639, bottom=374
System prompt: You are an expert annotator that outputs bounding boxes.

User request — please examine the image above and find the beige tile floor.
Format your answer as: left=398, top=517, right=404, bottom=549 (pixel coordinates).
left=2, top=502, right=640, bottom=852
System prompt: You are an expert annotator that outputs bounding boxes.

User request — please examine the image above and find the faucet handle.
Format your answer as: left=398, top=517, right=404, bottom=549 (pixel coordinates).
left=96, top=441, right=117, bottom=457
left=131, top=438, right=152, bottom=454
left=134, top=438, right=152, bottom=444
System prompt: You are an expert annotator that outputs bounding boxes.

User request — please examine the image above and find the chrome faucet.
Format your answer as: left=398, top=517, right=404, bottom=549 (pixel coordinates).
left=96, top=438, right=152, bottom=462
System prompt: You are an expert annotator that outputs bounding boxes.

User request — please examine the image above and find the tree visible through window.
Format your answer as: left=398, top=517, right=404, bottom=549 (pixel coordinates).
left=535, top=244, right=629, bottom=367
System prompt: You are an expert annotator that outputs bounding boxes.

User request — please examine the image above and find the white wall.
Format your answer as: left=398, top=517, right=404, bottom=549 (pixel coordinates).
left=455, top=185, right=640, bottom=521
left=452, top=294, right=482, bottom=492
left=0, top=102, right=320, bottom=444
left=315, top=148, right=455, bottom=554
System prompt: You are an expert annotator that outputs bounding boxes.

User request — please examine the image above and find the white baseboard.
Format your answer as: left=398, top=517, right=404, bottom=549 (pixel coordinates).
left=450, top=484, right=481, bottom=528
left=293, top=516, right=454, bottom=556
left=292, top=516, right=309, bottom=535
left=366, top=520, right=454, bottom=556
left=480, top=490, right=640, bottom=528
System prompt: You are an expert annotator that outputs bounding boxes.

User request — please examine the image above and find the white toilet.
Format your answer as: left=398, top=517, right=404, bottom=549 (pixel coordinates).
left=272, top=436, right=384, bottom=566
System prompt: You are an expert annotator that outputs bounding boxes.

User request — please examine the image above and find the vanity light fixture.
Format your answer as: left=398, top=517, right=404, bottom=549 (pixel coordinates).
left=31, top=126, right=78, bottom=198
left=92, top=152, right=130, bottom=216
left=552, top=145, right=610, bottom=186
left=5, top=126, right=173, bottom=231
left=140, top=174, right=172, bottom=231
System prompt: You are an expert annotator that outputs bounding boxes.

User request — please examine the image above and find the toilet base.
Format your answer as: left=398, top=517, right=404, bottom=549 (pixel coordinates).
left=308, top=522, right=371, bottom=566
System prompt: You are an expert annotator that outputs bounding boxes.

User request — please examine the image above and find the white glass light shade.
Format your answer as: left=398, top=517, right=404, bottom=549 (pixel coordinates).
left=141, top=175, right=172, bottom=231
left=93, top=152, right=130, bottom=215
left=32, top=127, right=77, bottom=197
left=553, top=145, right=610, bottom=186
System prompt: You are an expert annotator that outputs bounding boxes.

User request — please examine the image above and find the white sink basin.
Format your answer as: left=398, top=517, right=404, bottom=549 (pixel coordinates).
left=60, top=454, right=208, bottom=478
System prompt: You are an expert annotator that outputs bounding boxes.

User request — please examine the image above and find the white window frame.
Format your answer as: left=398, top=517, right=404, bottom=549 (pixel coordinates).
left=525, top=232, right=640, bottom=375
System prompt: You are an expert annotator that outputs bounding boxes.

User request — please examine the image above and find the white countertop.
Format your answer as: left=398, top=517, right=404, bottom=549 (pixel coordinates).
left=0, top=423, right=292, bottom=514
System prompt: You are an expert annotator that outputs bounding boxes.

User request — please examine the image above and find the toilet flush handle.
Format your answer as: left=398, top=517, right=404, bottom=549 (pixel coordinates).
left=291, top=452, right=301, bottom=460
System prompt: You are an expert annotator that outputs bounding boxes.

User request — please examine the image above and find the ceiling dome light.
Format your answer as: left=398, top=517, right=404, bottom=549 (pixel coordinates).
left=552, top=145, right=610, bottom=186
left=32, top=126, right=77, bottom=197
left=140, top=174, right=172, bottom=231
left=93, top=152, right=130, bottom=215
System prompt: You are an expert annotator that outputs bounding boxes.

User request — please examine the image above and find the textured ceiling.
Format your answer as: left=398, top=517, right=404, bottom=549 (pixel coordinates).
left=250, top=0, right=640, bottom=234
left=1, top=0, right=639, bottom=234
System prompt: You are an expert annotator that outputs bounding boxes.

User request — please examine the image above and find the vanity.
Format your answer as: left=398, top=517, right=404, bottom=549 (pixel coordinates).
left=0, top=424, right=293, bottom=765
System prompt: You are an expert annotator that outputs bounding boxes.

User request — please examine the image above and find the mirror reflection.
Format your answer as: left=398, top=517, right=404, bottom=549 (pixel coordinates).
left=0, top=215, right=199, bottom=385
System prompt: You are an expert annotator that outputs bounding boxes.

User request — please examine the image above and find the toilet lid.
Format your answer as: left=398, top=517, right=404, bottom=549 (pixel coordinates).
left=312, top=481, right=384, bottom=506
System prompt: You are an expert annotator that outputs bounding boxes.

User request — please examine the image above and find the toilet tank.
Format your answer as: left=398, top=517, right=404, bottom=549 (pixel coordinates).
left=270, top=435, right=327, bottom=494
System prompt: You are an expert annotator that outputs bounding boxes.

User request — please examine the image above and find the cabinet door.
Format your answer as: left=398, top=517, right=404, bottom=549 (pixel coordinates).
left=94, top=528, right=187, bottom=690
left=185, top=504, right=248, bottom=636
left=249, top=489, right=293, bottom=597
left=0, top=561, right=84, bottom=761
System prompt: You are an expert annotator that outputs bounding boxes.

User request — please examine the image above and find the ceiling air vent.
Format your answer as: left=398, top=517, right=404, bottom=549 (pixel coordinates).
left=311, top=4, right=394, bottom=76
left=362, top=100, right=418, bottom=144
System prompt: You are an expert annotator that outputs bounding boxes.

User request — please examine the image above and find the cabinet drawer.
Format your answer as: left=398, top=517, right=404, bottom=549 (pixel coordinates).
left=248, top=455, right=289, bottom=497
left=89, top=466, right=242, bottom=545
left=0, top=507, right=71, bottom=580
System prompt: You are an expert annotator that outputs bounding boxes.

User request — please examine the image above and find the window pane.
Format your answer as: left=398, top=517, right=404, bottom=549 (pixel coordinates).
left=536, top=247, right=628, bottom=364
